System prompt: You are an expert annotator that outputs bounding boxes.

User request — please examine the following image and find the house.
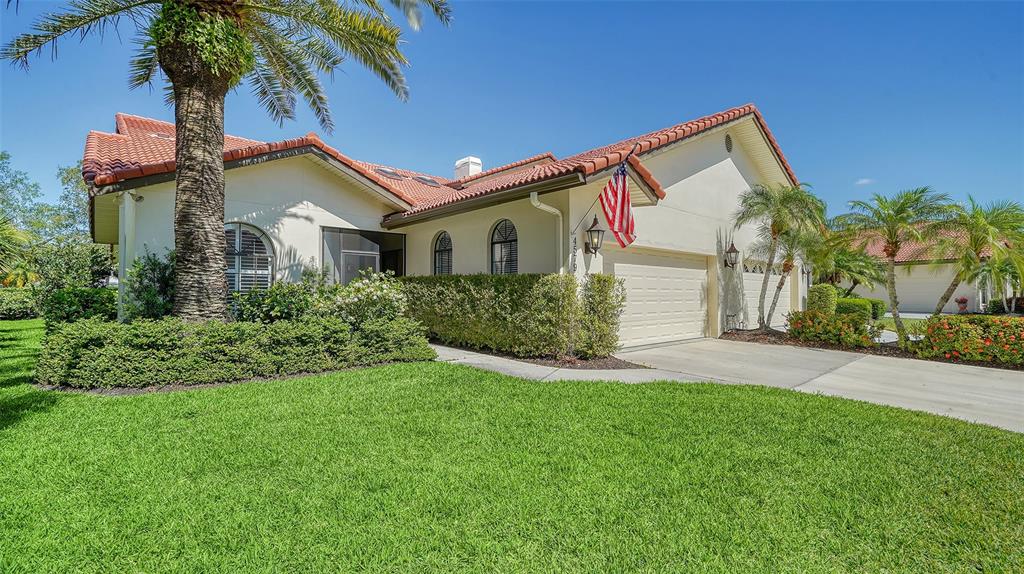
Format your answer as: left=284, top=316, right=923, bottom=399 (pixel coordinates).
left=848, top=233, right=991, bottom=314
left=83, top=103, right=805, bottom=347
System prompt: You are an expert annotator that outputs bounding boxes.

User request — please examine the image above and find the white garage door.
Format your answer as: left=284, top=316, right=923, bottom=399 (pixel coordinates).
left=603, top=249, right=708, bottom=347
left=743, top=269, right=790, bottom=328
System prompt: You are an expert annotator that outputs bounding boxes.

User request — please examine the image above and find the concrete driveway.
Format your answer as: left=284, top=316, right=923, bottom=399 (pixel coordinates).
left=617, top=339, right=1024, bottom=432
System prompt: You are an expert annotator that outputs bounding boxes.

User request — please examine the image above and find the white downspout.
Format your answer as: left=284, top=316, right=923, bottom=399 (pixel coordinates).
left=116, top=190, right=138, bottom=320
left=530, top=191, right=564, bottom=273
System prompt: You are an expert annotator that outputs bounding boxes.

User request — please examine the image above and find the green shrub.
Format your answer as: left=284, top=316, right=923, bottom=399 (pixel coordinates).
left=318, top=269, right=407, bottom=327
left=36, top=315, right=435, bottom=389
left=40, top=287, right=116, bottom=332
left=576, top=273, right=627, bottom=358
left=836, top=297, right=872, bottom=325
left=123, top=249, right=175, bottom=319
left=866, top=298, right=886, bottom=320
left=401, top=273, right=626, bottom=358
left=0, top=288, right=38, bottom=319
left=807, top=284, right=838, bottom=315
left=787, top=310, right=878, bottom=348
left=232, top=281, right=317, bottom=323
left=987, top=297, right=1024, bottom=315
left=915, top=315, right=1023, bottom=365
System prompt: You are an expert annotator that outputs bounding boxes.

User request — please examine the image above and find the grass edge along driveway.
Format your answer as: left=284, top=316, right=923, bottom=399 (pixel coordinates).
left=1, top=318, right=1022, bottom=572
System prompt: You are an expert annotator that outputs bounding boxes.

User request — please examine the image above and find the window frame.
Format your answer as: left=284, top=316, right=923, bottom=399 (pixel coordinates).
left=490, top=219, right=518, bottom=275
left=224, top=222, right=275, bottom=296
left=433, top=231, right=453, bottom=275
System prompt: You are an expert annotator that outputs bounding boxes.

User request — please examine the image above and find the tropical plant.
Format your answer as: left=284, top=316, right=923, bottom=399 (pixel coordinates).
left=3, top=0, right=450, bottom=321
left=975, top=256, right=1022, bottom=315
left=0, top=216, right=27, bottom=275
left=839, top=187, right=953, bottom=344
left=748, top=227, right=817, bottom=328
left=733, top=183, right=825, bottom=329
left=926, top=196, right=1024, bottom=315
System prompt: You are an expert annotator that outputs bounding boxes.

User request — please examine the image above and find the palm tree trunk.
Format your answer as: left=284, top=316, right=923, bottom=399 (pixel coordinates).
left=764, top=272, right=788, bottom=328
left=159, top=38, right=233, bottom=321
left=885, top=256, right=907, bottom=345
left=933, top=277, right=961, bottom=316
left=757, top=239, right=778, bottom=330
left=843, top=279, right=859, bottom=298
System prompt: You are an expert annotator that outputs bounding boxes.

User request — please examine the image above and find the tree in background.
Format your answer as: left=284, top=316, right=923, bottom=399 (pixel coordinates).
left=4, top=0, right=450, bottom=321
left=748, top=227, right=818, bottom=329
left=840, top=187, right=953, bottom=344
left=733, top=183, right=826, bottom=330
left=927, top=196, right=1024, bottom=315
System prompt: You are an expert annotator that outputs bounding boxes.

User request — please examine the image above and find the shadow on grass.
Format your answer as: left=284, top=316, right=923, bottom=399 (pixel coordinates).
left=0, top=390, right=58, bottom=432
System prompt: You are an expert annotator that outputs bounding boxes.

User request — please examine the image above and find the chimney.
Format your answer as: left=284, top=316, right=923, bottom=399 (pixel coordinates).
left=454, top=156, right=482, bottom=180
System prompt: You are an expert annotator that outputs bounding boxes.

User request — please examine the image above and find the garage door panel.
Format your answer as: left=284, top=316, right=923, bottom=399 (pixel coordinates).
left=743, top=270, right=789, bottom=328
left=604, top=250, right=708, bottom=347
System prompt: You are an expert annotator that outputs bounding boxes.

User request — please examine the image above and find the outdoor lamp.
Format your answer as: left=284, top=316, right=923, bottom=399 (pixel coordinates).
left=724, top=242, right=740, bottom=268
left=584, top=216, right=606, bottom=254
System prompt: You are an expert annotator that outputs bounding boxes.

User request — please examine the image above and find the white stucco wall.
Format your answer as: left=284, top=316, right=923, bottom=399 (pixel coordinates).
left=847, top=262, right=984, bottom=314
left=126, top=156, right=397, bottom=283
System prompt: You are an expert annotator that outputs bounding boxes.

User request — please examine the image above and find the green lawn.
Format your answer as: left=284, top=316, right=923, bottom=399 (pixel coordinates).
left=2, top=319, right=1022, bottom=572
left=875, top=316, right=926, bottom=332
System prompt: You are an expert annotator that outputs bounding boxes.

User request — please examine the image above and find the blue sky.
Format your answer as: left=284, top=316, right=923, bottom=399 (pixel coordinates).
left=1, top=1, right=1022, bottom=214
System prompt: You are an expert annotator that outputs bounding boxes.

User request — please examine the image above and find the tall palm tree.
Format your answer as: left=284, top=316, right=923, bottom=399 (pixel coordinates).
left=749, top=227, right=816, bottom=328
left=733, top=183, right=825, bottom=329
left=3, top=0, right=450, bottom=320
left=840, top=187, right=952, bottom=344
left=927, top=197, right=1024, bottom=315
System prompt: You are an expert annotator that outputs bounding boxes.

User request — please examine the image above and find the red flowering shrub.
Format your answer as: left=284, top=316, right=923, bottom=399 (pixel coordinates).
left=787, top=310, right=878, bottom=348
left=917, top=315, right=1024, bottom=365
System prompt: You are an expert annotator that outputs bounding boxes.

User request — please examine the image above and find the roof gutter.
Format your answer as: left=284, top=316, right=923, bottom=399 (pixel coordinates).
left=382, top=172, right=585, bottom=229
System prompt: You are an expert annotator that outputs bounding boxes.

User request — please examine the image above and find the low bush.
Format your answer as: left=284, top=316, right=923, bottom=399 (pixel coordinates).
left=787, top=310, right=878, bottom=348
left=36, top=315, right=435, bottom=389
left=987, top=297, right=1024, bottom=315
left=0, top=288, right=38, bottom=319
left=836, top=297, right=872, bottom=325
left=915, top=315, right=1023, bottom=366
left=401, top=273, right=626, bottom=358
left=232, top=281, right=318, bottom=323
left=40, top=287, right=116, bottom=332
left=866, top=298, right=886, bottom=320
left=807, top=284, right=838, bottom=315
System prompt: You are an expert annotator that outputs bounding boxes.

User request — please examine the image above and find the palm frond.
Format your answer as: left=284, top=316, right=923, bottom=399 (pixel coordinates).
left=127, top=29, right=159, bottom=90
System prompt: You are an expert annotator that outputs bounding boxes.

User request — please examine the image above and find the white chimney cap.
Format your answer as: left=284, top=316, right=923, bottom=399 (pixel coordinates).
left=454, top=156, right=483, bottom=180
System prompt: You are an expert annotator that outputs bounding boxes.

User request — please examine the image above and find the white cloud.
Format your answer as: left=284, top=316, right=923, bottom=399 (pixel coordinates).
left=854, top=178, right=876, bottom=186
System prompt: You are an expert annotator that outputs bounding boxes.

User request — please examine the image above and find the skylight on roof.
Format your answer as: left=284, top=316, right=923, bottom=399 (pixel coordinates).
left=413, top=175, right=441, bottom=187
left=374, top=167, right=406, bottom=180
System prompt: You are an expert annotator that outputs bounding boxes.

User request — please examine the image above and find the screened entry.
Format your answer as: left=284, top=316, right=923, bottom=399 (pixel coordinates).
left=322, top=227, right=405, bottom=284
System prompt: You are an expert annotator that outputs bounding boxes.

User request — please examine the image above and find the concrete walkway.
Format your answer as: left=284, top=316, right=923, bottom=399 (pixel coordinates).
left=433, top=340, right=1024, bottom=433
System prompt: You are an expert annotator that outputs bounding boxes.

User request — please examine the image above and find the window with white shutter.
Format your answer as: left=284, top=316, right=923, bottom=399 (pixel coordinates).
left=225, top=223, right=273, bottom=296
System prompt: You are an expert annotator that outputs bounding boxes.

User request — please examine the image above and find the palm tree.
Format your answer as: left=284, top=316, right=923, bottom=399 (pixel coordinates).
left=972, top=256, right=1022, bottom=314
left=3, top=0, right=450, bottom=320
left=840, top=187, right=952, bottom=344
left=749, top=227, right=816, bottom=328
left=927, top=197, right=1024, bottom=315
left=0, top=217, right=28, bottom=274
left=733, top=183, right=825, bottom=329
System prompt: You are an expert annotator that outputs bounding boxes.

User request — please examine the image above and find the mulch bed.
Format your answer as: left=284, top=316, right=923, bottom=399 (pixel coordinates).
left=721, top=329, right=1023, bottom=372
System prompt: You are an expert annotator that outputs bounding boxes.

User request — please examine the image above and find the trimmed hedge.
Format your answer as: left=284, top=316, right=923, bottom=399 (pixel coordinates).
left=0, top=288, right=38, bottom=319
left=40, top=287, right=117, bottom=333
left=787, top=310, right=877, bottom=348
left=401, top=273, right=625, bottom=358
left=807, top=284, right=838, bottom=315
left=867, top=298, right=886, bottom=320
left=916, top=315, right=1023, bottom=366
left=987, top=297, right=1024, bottom=315
left=36, top=315, right=435, bottom=389
left=836, top=297, right=872, bottom=325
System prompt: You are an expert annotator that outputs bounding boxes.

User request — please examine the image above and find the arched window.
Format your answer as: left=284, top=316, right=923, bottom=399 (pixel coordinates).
left=225, top=223, right=274, bottom=295
left=490, top=219, right=518, bottom=274
left=433, top=231, right=453, bottom=275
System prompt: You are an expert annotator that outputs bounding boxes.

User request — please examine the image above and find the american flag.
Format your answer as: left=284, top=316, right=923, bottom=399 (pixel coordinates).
left=599, top=163, right=635, bottom=247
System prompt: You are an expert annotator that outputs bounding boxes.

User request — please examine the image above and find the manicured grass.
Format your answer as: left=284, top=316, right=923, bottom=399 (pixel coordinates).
left=2, top=319, right=1022, bottom=572
left=876, top=316, right=926, bottom=332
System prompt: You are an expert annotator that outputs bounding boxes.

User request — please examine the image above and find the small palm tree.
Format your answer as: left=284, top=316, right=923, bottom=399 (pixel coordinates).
left=733, top=183, right=825, bottom=329
left=749, top=227, right=816, bottom=328
left=927, top=196, right=1024, bottom=315
left=0, top=217, right=27, bottom=275
left=3, top=0, right=450, bottom=320
left=840, top=187, right=952, bottom=344
left=972, top=256, right=1022, bottom=314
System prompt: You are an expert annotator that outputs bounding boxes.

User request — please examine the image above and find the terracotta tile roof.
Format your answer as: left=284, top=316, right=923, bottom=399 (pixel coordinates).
left=856, top=227, right=990, bottom=263
left=83, top=103, right=796, bottom=222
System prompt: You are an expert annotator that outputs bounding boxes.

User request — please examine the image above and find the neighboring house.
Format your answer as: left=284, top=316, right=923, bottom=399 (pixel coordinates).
left=83, top=103, right=804, bottom=347
left=846, top=234, right=991, bottom=314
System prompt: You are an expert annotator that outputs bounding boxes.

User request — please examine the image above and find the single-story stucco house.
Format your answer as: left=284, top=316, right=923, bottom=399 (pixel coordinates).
left=847, top=234, right=992, bottom=314
left=83, top=103, right=806, bottom=347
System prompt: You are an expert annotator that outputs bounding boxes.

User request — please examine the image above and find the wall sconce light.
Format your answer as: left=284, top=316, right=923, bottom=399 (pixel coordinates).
left=584, top=215, right=605, bottom=255
left=723, top=241, right=739, bottom=268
